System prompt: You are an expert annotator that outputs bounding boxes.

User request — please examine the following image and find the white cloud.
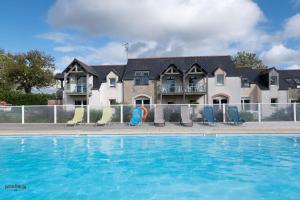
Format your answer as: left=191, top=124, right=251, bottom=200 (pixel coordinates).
left=283, top=13, right=300, bottom=38
left=261, top=44, right=300, bottom=66
left=56, top=42, right=127, bottom=69
left=37, top=32, right=72, bottom=43
left=286, top=64, right=300, bottom=69
left=48, top=0, right=265, bottom=56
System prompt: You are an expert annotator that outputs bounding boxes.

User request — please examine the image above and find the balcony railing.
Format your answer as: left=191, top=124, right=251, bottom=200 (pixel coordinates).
left=161, top=85, right=183, bottom=94
left=65, top=84, right=91, bottom=95
left=185, top=84, right=206, bottom=93
left=161, top=84, right=206, bottom=94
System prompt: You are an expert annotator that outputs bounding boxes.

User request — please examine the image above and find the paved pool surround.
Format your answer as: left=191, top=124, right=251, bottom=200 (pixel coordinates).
left=0, top=122, right=299, bottom=135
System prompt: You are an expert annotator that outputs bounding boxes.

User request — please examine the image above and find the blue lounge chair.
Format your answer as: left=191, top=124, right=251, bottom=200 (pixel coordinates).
left=227, top=106, right=245, bottom=125
left=130, top=107, right=142, bottom=126
left=203, top=106, right=215, bottom=125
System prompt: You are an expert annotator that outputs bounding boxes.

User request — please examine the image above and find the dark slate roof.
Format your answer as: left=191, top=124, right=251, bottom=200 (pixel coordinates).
left=63, top=59, right=98, bottom=76
left=235, top=67, right=269, bottom=90
left=90, top=65, right=126, bottom=89
left=278, top=70, right=300, bottom=90
left=54, top=73, right=64, bottom=80
left=123, top=56, right=239, bottom=80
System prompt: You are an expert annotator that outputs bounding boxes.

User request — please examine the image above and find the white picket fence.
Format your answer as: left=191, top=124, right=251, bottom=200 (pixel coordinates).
left=0, top=103, right=299, bottom=124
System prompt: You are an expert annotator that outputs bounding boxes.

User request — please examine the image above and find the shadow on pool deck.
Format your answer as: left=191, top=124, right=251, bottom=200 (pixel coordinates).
left=0, top=122, right=299, bottom=135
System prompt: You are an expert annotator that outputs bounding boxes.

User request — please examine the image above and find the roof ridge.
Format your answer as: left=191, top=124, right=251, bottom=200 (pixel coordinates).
left=89, top=64, right=126, bottom=67
left=128, top=55, right=230, bottom=60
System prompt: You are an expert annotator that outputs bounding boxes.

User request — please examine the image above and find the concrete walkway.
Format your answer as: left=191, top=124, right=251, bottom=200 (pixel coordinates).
left=0, top=122, right=299, bottom=135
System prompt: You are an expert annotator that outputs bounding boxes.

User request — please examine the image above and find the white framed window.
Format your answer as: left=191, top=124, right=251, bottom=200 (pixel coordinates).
left=270, top=76, right=278, bottom=85
left=270, top=98, right=278, bottom=107
left=134, top=71, right=149, bottom=85
left=241, top=97, right=251, bottom=110
left=241, top=78, right=250, bottom=87
left=135, top=96, right=150, bottom=105
left=213, top=96, right=228, bottom=109
left=109, top=78, right=116, bottom=87
left=109, top=99, right=117, bottom=105
left=216, top=74, right=224, bottom=85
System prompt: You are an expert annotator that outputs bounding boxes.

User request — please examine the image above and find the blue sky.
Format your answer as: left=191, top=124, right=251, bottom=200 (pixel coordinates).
left=1, top=0, right=300, bottom=72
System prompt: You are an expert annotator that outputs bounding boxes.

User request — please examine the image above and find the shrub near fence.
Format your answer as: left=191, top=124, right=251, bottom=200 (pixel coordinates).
left=0, top=91, right=56, bottom=105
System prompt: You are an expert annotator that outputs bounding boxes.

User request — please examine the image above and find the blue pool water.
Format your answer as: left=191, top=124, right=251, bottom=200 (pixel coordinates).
left=0, top=135, right=300, bottom=200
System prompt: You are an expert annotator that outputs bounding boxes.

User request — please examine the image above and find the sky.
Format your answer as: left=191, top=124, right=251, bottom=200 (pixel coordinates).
left=1, top=0, right=300, bottom=73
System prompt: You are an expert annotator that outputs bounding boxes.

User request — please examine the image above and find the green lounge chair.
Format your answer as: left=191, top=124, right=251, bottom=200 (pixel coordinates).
left=203, top=106, right=216, bottom=125
left=67, top=107, right=85, bottom=126
left=97, top=107, right=113, bottom=126
left=227, top=106, right=245, bottom=125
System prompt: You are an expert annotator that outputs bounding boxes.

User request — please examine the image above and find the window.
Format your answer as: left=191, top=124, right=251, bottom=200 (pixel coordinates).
left=241, top=78, right=250, bottom=87
left=135, top=96, right=150, bottom=105
left=271, top=98, right=278, bottom=107
left=216, top=74, right=224, bottom=85
left=190, top=99, right=197, bottom=104
left=134, top=71, right=149, bottom=85
left=213, top=96, right=228, bottom=109
left=165, top=76, right=175, bottom=92
left=75, top=100, right=87, bottom=106
left=167, top=102, right=175, bottom=104
left=109, top=78, right=116, bottom=87
left=109, top=99, right=117, bottom=105
left=294, top=78, right=300, bottom=85
left=270, top=76, right=278, bottom=85
left=241, top=98, right=251, bottom=110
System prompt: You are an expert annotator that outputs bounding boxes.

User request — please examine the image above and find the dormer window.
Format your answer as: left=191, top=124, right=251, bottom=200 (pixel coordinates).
left=216, top=74, right=224, bottom=85
left=134, top=71, right=149, bottom=85
left=109, top=78, right=116, bottom=87
left=270, top=76, right=278, bottom=85
left=241, top=78, right=250, bottom=87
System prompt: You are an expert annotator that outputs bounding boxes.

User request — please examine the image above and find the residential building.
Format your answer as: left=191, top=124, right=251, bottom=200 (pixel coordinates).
left=55, top=56, right=300, bottom=107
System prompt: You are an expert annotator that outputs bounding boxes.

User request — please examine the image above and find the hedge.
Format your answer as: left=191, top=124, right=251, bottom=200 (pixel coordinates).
left=0, top=91, right=56, bottom=105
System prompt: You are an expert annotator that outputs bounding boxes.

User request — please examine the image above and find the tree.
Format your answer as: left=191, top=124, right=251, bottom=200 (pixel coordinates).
left=0, top=50, right=15, bottom=92
left=5, top=50, right=55, bottom=93
left=232, top=51, right=266, bottom=69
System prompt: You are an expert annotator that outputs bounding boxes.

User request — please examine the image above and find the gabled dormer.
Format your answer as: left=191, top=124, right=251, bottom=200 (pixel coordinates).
left=213, top=67, right=227, bottom=86
left=260, top=67, right=279, bottom=89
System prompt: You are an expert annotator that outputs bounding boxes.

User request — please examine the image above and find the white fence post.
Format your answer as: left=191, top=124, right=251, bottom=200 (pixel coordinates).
left=120, top=104, right=123, bottom=124
left=222, top=104, right=226, bottom=123
left=21, top=105, right=25, bottom=124
left=258, top=103, right=261, bottom=123
left=294, top=103, right=297, bottom=122
left=87, top=105, right=90, bottom=124
left=54, top=105, right=57, bottom=124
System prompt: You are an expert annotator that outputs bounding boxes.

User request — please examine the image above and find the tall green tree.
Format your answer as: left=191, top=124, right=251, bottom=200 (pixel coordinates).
left=6, top=50, right=55, bottom=93
left=232, top=51, right=266, bottom=69
left=0, top=49, right=15, bottom=91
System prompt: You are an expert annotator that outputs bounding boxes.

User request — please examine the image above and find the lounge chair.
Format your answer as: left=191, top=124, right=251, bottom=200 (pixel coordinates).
left=67, top=107, right=85, bottom=126
left=154, top=105, right=165, bottom=127
left=227, top=106, right=245, bottom=125
left=97, top=107, right=113, bottom=126
left=180, top=105, right=193, bottom=127
left=130, top=107, right=142, bottom=126
left=203, top=106, right=215, bottom=125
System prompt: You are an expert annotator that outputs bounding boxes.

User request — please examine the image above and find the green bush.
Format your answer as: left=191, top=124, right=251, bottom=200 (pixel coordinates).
left=0, top=91, right=55, bottom=105
left=239, top=111, right=254, bottom=122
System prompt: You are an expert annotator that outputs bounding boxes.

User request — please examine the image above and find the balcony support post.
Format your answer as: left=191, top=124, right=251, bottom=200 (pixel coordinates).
left=183, top=74, right=186, bottom=104
left=160, top=75, right=163, bottom=103
left=86, top=73, right=89, bottom=105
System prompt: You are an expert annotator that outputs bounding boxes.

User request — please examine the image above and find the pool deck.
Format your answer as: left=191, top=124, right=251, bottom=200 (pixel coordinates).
left=0, top=122, right=299, bottom=135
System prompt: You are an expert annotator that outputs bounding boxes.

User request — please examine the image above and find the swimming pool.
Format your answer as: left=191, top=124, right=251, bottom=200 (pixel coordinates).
left=0, top=135, right=300, bottom=200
